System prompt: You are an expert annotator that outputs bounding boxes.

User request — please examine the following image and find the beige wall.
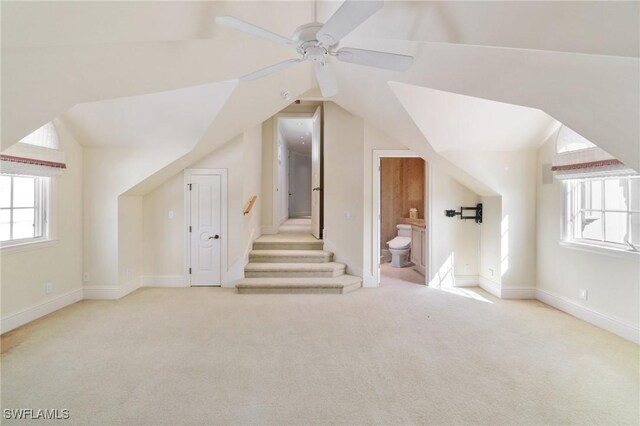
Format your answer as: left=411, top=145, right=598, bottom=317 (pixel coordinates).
left=1, top=119, right=83, bottom=316
left=142, top=174, right=184, bottom=277
left=479, top=196, right=503, bottom=286
left=118, top=195, right=143, bottom=285
left=142, top=125, right=262, bottom=285
left=443, top=150, right=538, bottom=290
left=83, top=144, right=187, bottom=288
left=260, top=119, right=274, bottom=229
left=536, top=136, right=640, bottom=328
left=429, top=166, right=481, bottom=285
left=323, top=102, right=365, bottom=276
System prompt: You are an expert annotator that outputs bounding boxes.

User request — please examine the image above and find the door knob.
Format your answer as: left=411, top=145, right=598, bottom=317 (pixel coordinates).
left=312, top=187, right=322, bottom=191
left=208, top=235, right=220, bottom=240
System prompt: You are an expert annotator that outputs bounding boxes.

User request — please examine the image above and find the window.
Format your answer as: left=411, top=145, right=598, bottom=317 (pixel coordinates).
left=564, top=176, right=640, bottom=253
left=555, top=125, right=597, bottom=153
left=0, top=174, right=50, bottom=246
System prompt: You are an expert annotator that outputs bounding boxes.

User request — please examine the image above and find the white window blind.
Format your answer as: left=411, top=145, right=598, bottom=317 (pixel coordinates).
left=552, top=125, right=636, bottom=179
left=0, top=122, right=66, bottom=177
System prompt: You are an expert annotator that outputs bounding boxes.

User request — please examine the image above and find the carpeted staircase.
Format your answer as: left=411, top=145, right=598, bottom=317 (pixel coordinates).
left=236, top=234, right=362, bottom=294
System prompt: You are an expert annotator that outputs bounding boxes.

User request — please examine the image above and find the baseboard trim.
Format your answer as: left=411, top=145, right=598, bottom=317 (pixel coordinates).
left=454, top=275, right=479, bottom=288
left=83, top=278, right=141, bottom=300
left=1, top=288, right=83, bottom=334
left=479, top=276, right=501, bottom=297
left=536, top=288, right=640, bottom=344
left=502, top=287, right=536, bottom=299
left=141, top=275, right=186, bottom=287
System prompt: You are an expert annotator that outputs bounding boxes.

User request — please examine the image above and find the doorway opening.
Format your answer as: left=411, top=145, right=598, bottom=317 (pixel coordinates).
left=273, top=106, right=323, bottom=238
left=373, top=151, right=430, bottom=288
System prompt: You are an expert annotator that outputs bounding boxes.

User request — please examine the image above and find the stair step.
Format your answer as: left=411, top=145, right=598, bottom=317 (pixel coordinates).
left=253, top=234, right=323, bottom=251
left=244, top=262, right=346, bottom=278
left=237, top=275, right=362, bottom=294
left=278, top=224, right=312, bottom=234
left=249, top=250, right=333, bottom=264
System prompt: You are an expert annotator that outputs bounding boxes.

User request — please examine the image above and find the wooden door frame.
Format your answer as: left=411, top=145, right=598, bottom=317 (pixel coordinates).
left=184, top=168, right=228, bottom=286
left=371, top=150, right=431, bottom=288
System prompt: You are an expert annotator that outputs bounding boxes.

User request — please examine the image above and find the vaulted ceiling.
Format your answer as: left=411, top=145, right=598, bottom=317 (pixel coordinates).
left=2, top=1, right=638, bottom=195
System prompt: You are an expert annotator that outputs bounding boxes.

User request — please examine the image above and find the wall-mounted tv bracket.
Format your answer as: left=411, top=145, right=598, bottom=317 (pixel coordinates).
left=445, top=203, right=483, bottom=224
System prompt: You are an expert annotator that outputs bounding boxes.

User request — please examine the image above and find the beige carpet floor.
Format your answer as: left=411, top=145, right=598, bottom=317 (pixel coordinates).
left=1, top=284, right=638, bottom=425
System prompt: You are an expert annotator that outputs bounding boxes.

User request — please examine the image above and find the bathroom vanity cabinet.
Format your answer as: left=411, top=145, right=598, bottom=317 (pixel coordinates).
left=410, top=225, right=427, bottom=275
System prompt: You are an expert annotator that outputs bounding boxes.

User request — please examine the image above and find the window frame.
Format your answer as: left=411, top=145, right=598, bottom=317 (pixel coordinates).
left=1, top=174, right=53, bottom=250
left=562, top=175, right=639, bottom=258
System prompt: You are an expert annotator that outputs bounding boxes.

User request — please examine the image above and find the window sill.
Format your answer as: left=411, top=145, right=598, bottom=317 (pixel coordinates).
left=1, top=239, right=58, bottom=255
left=559, top=240, right=640, bottom=260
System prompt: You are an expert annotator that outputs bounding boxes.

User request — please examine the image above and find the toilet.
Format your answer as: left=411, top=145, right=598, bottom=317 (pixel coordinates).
left=387, top=224, right=412, bottom=267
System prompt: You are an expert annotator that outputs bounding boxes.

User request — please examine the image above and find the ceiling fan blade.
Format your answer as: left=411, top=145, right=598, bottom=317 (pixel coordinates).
left=315, top=63, right=339, bottom=97
left=216, top=16, right=298, bottom=48
left=336, top=47, right=414, bottom=71
left=316, top=0, right=383, bottom=47
left=240, top=59, right=302, bottom=81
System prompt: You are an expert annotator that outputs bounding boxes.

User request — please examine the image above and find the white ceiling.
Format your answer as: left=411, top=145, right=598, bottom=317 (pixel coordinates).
left=62, top=80, right=237, bottom=148
left=389, top=82, right=559, bottom=152
left=279, top=118, right=313, bottom=155
left=335, top=1, right=639, bottom=58
left=2, top=0, right=638, bottom=195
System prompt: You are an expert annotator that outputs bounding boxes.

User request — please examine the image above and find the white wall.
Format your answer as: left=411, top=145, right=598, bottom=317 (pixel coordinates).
left=1, top=119, right=83, bottom=331
left=142, top=174, right=184, bottom=278
left=142, top=125, right=262, bottom=286
left=536, top=136, right=640, bottom=338
left=323, top=102, right=365, bottom=276
left=276, top=129, right=288, bottom=224
left=429, top=166, right=481, bottom=287
left=83, top=144, right=187, bottom=289
left=479, top=196, right=503, bottom=289
left=442, top=150, right=538, bottom=292
left=288, top=152, right=311, bottom=217
left=261, top=119, right=274, bottom=231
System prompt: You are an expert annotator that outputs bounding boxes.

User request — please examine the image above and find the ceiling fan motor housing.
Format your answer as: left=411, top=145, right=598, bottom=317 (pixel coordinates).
left=293, top=23, right=330, bottom=64
left=292, top=22, right=325, bottom=43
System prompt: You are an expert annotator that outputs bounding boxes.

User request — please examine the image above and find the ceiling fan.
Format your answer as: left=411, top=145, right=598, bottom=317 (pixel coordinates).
left=215, top=0, right=413, bottom=98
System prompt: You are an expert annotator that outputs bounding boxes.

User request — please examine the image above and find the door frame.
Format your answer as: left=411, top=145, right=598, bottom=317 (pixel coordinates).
left=272, top=112, right=318, bottom=230
left=372, top=150, right=432, bottom=287
left=183, top=168, right=228, bottom=286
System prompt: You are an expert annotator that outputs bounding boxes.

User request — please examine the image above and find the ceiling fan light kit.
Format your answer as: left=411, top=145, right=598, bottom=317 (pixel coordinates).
left=215, top=0, right=414, bottom=98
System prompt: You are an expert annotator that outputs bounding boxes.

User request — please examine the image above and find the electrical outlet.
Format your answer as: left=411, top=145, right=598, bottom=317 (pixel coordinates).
left=83, top=272, right=90, bottom=282
left=168, top=210, right=174, bottom=220
left=45, top=282, right=53, bottom=294
left=344, top=211, right=351, bottom=220
left=579, top=289, right=588, bottom=301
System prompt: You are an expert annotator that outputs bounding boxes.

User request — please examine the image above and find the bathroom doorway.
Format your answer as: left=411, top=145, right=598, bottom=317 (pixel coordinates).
left=372, top=151, right=430, bottom=287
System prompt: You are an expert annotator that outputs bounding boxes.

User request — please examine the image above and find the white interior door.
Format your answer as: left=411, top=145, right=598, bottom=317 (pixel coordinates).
left=189, top=174, right=222, bottom=286
left=311, top=106, right=322, bottom=239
